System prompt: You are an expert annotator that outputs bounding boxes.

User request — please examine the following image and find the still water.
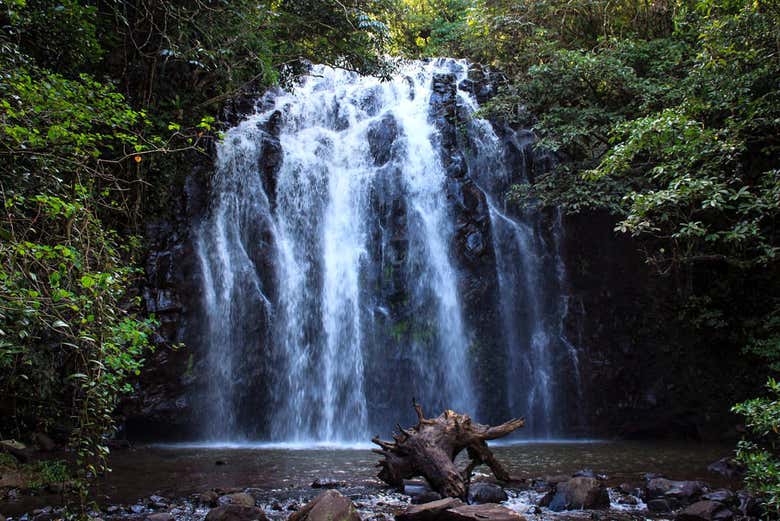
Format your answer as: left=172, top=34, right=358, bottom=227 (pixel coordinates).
left=92, top=441, right=733, bottom=503
left=1, top=441, right=736, bottom=518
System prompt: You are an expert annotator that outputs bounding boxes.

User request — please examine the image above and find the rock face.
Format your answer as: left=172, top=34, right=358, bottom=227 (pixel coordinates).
left=542, top=477, right=610, bottom=511
left=205, top=505, right=268, bottom=521
left=289, top=490, right=361, bottom=521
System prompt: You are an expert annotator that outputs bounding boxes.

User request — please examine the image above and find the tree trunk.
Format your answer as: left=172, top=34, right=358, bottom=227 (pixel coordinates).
left=371, top=402, right=524, bottom=498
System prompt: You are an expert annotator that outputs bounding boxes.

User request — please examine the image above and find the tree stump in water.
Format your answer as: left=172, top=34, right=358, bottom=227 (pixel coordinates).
left=371, top=402, right=525, bottom=498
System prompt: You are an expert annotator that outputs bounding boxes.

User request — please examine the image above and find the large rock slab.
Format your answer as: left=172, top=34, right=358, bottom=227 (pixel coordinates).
left=205, top=505, right=268, bottom=521
left=396, top=498, right=463, bottom=521
left=442, top=504, right=524, bottom=521
left=289, top=490, right=361, bottom=521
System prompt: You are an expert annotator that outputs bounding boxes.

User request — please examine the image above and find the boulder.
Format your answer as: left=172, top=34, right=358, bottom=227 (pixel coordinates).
left=200, top=490, right=220, bottom=507
left=666, top=481, right=708, bottom=503
left=404, top=479, right=442, bottom=504
left=646, top=477, right=675, bottom=497
left=701, top=489, right=734, bottom=504
left=546, top=477, right=610, bottom=511
left=677, top=500, right=734, bottom=521
left=646, top=478, right=707, bottom=507
left=205, top=506, right=268, bottom=521
left=441, top=504, right=524, bottom=521
left=220, top=493, right=256, bottom=507
left=396, top=498, right=463, bottom=521
left=467, top=483, right=507, bottom=505
left=289, top=490, right=361, bottom=521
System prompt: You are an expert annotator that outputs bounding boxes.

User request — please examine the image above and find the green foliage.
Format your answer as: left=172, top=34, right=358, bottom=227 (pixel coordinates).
left=26, top=459, right=70, bottom=489
left=385, top=0, right=472, bottom=57
left=0, top=43, right=156, bottom=496
left=481, top=1, right=780, bottom=272
left=734, top=378, right=780, bottom=517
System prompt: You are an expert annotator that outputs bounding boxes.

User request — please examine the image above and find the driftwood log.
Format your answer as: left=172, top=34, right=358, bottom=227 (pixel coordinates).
left=371, top=401, right=525, bottom=498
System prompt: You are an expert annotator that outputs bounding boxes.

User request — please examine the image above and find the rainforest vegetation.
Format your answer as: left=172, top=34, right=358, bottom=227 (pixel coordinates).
left=0, top=0, right=778, bottom=514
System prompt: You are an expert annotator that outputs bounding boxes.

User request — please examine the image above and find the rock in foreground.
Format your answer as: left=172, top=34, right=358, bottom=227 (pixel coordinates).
left=397, top=498, right=463, bottom=521
left=396, top=499, right=524, bottom=521
left=289, top=489, right=361, bottom=521
left=443, top=504, right=524, bottom=521
left=543, top=477, right=610, bottom=511
left=676, top=500, right=734, bottom=521
left=467, top=483, right=507, bottom=504
left=205, top=505, right=268, bottom=521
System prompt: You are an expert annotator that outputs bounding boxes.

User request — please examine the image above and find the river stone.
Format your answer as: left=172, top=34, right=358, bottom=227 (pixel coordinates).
left=702, top=489, right=734, bottom=504
left=221, top=493, right=256, bottom=507
left=199, top=490, right=220, bottom=507
left=441, top=504, right=525, bottom=521
left=467, top=483, right=507, bottom=504
left=147, top=514, right=173, bottom=521
left=676, top=500, right=734, bottom=521
left=546, top=477, right=610, bottom=511
left=311, top=478, right=348, bottom=489
left=289, top=489, right=360, bottom=521
left=647, top=478, right=707, bottom=507
left=205, top=506, right=268, bottom=521
left=396, top=498, right=463, bottom=521
left=736, top=490, right=762, bottom=517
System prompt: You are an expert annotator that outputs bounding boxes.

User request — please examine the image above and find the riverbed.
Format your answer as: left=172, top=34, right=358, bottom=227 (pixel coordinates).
left=1, top=440, right=736, bottom=519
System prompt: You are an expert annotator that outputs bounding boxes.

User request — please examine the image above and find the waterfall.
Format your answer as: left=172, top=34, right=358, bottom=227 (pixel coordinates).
left=193, top=59, right=581, bottom=442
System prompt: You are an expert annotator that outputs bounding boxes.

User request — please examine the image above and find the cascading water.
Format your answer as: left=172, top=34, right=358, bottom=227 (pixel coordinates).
left=194, top=59, right=581, bottom=442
